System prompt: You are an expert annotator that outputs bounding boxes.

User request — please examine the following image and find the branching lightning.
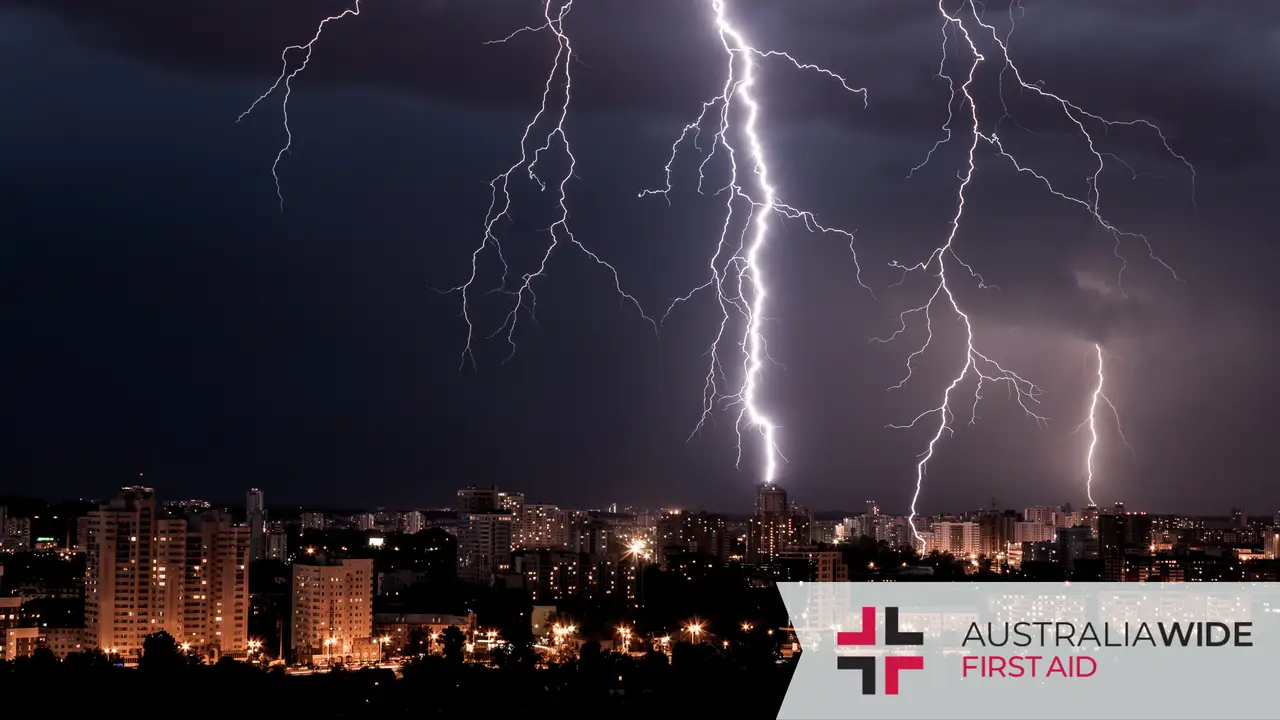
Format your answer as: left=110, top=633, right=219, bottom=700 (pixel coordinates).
left=880, top=0, right=1193, bottom=551
left=638, top=0, right=869, bottom=484
left=440, top=0, right=656, bottom=369
left=236, top=0, right=1193, bottom=519
left=1077, top=343, right=1132, bottom=507
left=238, top=1, right=363, bottom=211
left=241, top=0, right=653, bottom=369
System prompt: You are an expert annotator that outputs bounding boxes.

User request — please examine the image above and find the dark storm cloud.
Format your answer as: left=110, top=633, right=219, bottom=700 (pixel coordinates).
left=2, top=0, right=1277, bottom=511
left=29, top=0, right=1266, bottom=355
left=7, top=0, right=1278, bottom=150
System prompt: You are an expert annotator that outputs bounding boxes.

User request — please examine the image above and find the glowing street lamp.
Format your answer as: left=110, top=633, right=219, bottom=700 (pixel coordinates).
left=324, top=637, right=337, bottom=666
left=625, top=539, right=651, bottom=609
left=626, top=538, right=651, bottom=560
left=685, top=622, right=704, bottom=644
left=615, top=625, right=633, bottom=653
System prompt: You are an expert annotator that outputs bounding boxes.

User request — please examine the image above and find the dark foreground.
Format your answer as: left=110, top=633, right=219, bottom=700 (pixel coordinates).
left=0, top=644, right=796, bottom=719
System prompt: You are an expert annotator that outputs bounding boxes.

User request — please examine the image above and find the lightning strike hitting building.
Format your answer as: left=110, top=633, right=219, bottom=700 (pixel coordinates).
left=880, top=0, right=1193, bottom=550
left=639, top=0, right=869, bottom=484
left=1079, top=343, right=1132, bottom=507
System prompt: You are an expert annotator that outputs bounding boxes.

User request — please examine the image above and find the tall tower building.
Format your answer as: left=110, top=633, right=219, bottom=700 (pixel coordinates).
left=747, top=483, right=790, bottom=563
left=84, top=487, right=250, bottom=661
left=83, top=487, right=187, bottom=660
left=292, top=557, right=374, bottom=664
left=457, top=512, right=515, bottom=584
left=1081, top=505, right=1100, bottom=539
left=182, top=511, right=250, bottom=659
left=246, top=488, right=266, bottom=562
left=756, top=483, right=788, bottom=514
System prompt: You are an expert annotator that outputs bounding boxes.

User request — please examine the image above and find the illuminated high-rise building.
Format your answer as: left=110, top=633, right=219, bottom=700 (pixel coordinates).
left=181, top=511, right=250, bottom=659
left=748, top=483, right=807, bottom=563
left=291, top=557, right=374, bottom=665
left=400, top=511, right=425, bottom=535
left=83, top=487, right=186, bottom=660
left=929, top=521, right=982, bottom=557
left=655, top=510, right=729, bottom=567
left=1081, top=505, right=1100, bottom=538
left=1023, top=506, right=1058, bottom=525
left=756, top=483, right=788, bottom=514
left=457, top=512, right=515, bottom=584
left=499, top=491, right=525, bottom=517
left=83, top=487, right=249, bottom=661
left=515, top=505, right=569, bottom=550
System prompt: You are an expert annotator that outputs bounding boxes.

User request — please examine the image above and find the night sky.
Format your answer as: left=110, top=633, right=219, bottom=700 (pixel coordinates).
left=1, top=0, right=1276, bottom=514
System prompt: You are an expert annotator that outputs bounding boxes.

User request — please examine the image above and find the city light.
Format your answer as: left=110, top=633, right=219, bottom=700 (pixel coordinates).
left=625, top=538, right=651, bottom=561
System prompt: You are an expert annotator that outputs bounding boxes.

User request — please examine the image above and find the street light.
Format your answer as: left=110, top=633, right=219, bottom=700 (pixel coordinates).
left=324, top=637, right=337, bottom=666
left=615, top=625, right=633, bottom=654
left=685, top=622, right=704, bottom=644
left=625, top=539, right=651, bottom=609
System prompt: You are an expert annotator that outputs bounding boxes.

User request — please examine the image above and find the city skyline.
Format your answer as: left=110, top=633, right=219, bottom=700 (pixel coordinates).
left=3, top=479, right=1279, bottom=676
left=1, top=1, right=1278, bottom=514
left=2, top=481, right=1274, bottom=521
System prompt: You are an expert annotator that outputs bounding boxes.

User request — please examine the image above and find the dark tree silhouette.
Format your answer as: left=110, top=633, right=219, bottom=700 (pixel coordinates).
left=439, top=625, right=465, bottom=664
left=140, top=631, right=183, bottom=672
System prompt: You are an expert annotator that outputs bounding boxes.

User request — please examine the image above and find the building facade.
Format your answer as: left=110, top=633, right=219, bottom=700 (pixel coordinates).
left=291, top=557, right=374, bottom=665
left=247, top=488, right=266, bottom=562
left=181, top=511, right=250, bottom=659
left=83, top=487, right=250, bottom=661
left=457, top=512, right=515, bottom=584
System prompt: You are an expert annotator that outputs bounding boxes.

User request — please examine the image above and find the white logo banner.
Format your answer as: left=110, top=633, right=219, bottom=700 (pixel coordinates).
left=777, top=582, right=1280, bottom=719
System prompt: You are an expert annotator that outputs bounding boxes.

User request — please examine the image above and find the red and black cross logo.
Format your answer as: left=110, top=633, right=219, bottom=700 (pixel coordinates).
left=835, top=606, right=925, bottom=695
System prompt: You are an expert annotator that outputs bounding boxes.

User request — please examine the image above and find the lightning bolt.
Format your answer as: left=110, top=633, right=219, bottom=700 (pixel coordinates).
left=639, top=0, right=869, bottom=484
left=1077, top=342, right=1132, bottom=507
left=881, top=0, right=1192, bottom=552
left=240, top=0, right=652, bottom=369
left=439, top=0, right=656, bottom=369
left=237, top=1, right=363, bottom=211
